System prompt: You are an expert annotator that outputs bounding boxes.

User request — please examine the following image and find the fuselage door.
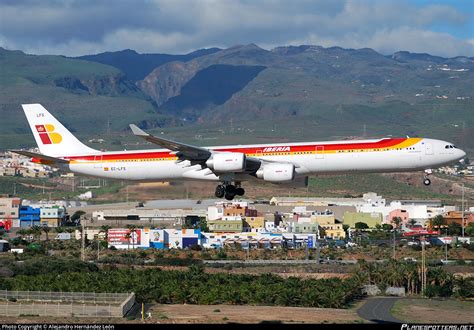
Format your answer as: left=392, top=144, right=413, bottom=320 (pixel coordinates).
left=425, top=143, right=433, bottom=155
left=93, top=155, right=103, bottom=168
left=315, top=146, right=324, bottom=159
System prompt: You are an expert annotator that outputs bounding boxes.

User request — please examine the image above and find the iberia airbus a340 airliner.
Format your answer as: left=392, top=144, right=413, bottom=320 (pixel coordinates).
left=13, top=104, right=466, bottom=200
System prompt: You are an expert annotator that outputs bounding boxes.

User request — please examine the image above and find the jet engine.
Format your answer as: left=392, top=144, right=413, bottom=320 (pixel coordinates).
left=256, top=163, right=295, bottom=182
left=206, top=152, right=246, bottom=172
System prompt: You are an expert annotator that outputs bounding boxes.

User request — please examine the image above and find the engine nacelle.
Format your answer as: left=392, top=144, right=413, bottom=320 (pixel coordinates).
left=256, top=163, right=295, bottom=182
left=206, top=152, right=246, bottom=172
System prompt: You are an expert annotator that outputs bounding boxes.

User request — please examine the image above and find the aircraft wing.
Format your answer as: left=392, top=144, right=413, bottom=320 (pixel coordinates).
left=10, top=150, right=69, bottom=165
left=129, top=124, right=211, bottom=162
left=130, top=124, right=265, bottom=173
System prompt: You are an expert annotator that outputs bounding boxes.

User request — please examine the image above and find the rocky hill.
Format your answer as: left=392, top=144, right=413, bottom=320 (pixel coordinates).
left=76, top=48, right=221, bottom=81
left=1, top=44, right=473, bottom=155
left=0, top=47, right=171, bottom=149
left=137, top=44, right=474, bottom=122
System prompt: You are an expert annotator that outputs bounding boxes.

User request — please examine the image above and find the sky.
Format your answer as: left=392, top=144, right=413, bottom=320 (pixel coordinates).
left=0, top=0, right=473, bottom=57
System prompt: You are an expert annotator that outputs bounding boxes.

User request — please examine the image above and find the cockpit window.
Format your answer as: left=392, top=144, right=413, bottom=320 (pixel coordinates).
left=445, top=145, right=455, bottom=149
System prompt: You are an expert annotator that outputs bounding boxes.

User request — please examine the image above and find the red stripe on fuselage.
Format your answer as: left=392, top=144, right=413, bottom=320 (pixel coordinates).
left=65, top=138, right=407, bottom=162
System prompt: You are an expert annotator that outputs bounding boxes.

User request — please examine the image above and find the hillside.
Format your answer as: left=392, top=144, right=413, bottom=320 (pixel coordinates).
left=76, top=48, right=221, bottom=81
left=0, top=47, right=170, bottom=149
left=137, top=44, right=474, bottom=155
left=1, top=44, right=473, bottom=157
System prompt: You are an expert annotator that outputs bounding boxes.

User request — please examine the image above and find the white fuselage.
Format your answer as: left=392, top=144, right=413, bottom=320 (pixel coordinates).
left=62, top=137, right=465, bottom=182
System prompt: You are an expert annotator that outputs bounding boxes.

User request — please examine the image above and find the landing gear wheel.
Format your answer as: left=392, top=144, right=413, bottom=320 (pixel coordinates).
left=215, top=185, right=225, bottom=198
left=225, top=185, right=236, bottom=194
left=235, top=187, right=245, bottom=196
left=225, top=193, right=235, bottom=201
left=423, top=178, right=431, bottom=186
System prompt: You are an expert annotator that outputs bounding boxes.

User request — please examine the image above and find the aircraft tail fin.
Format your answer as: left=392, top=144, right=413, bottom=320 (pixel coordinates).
left=22, top=104, right=98, bottom=157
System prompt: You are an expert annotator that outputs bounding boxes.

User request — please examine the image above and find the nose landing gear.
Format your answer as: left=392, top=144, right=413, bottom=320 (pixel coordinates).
left=423, top=169, right=432, bottom=186
left=215, top=182, right=245, bottom=200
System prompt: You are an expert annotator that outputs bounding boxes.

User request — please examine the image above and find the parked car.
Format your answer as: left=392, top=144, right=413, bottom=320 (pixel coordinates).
left=403, top=257, right=417, bottom=262
left=202, top=243, right=221, bottom=249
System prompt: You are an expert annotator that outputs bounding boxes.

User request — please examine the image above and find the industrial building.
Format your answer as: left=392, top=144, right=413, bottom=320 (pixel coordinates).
left=269, top=192, right=385, bottom=207
left=92, top=208, right=205, bottom=226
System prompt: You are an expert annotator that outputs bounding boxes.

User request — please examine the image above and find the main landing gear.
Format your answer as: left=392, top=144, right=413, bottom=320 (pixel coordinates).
left=423, top=169, right=432, bottom=186
left=215, top=182, right=245, bottom=200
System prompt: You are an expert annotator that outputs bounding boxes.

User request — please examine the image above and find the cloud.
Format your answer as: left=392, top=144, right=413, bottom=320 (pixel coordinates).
left=0, top=0, right=472, bottom=57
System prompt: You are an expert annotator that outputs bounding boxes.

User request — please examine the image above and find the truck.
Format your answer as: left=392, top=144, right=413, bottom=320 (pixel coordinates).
left=55, top=233, right=71, bottom=240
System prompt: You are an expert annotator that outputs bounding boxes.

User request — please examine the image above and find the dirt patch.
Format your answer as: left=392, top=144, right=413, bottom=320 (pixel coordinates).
left=0, top=304, right=363, bottom=324
left=148, top=304, right=363, bottom=324
left=392, top=299, right=474, bottom=323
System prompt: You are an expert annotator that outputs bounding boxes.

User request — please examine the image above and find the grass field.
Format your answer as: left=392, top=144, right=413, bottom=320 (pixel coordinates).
left=0, top=176, right=127, bottom=201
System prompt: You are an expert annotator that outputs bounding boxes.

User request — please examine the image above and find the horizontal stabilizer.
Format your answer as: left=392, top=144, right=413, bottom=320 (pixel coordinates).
left=10, top=150, right=69, bottom=165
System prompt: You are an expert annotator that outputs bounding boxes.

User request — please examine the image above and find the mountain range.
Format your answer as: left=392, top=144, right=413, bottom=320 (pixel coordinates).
left=0, top=44, right=472, bottom=155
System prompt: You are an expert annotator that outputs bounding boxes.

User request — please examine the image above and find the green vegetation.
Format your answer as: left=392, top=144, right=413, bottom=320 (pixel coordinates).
left=0, top=257, right=98, bottom=276
left=0, top=265, right=364, bottom=307
left=356, top=259, right=459, bottom=297
left=0, top=256, right=467, bottom=307
left=0, top=48, right=170, bottom=150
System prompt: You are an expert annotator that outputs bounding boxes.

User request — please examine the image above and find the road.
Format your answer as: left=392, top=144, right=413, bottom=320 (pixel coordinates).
left=357, top=297, right=403, bottom=324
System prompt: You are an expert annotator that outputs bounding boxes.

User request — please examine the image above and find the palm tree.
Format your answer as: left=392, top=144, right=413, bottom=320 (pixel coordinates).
left=42, top=226, right=51, bottom=241
left=99, top=225, right=111, bottom=241
left=408, top=219, right=417, bottom=228
left=391, top=216, right=402, bottom=229
left=124, top=233, right=131, bottom=250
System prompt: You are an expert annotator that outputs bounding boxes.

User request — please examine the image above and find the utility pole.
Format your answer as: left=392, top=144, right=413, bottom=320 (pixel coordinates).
left=421, top=235, right=426, bottom=297
left=445, top=228, right=448, bottom=263
left=81, top=216, right=86, bottom=262
left=393, top=230, right=396, bottom=259
left=461, top=183, right=465, bottom=237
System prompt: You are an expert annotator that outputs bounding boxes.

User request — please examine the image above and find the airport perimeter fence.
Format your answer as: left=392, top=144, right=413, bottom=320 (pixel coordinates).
left=0, top=290, right=135, bottom=318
